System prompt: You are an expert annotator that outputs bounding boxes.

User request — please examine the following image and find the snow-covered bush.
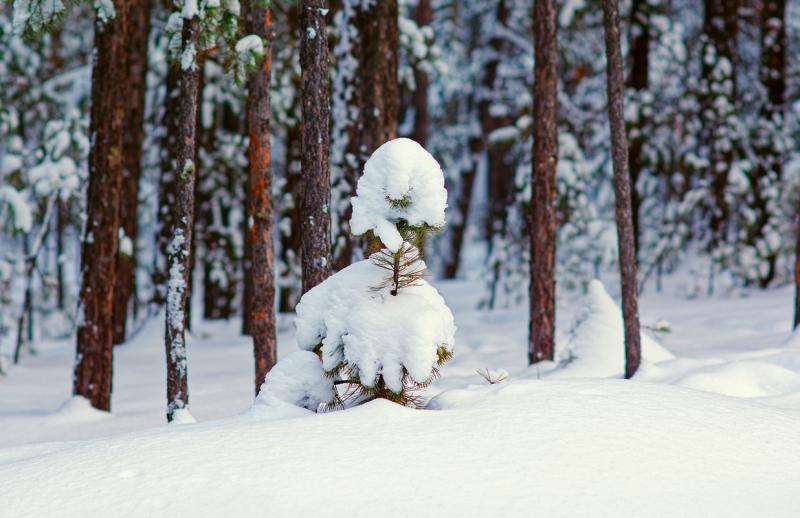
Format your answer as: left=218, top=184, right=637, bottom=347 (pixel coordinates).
left=261, top=138, right=456, bottom=409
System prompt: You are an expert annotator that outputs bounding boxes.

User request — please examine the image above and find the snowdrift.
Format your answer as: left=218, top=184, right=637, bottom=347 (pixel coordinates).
left=2, top=379, right=799, bottom=518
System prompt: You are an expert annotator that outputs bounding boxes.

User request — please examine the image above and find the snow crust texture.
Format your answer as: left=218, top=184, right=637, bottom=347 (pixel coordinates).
left=349, top=138, right=447, bottom=252
left=295, top=258, right=455, bottom=393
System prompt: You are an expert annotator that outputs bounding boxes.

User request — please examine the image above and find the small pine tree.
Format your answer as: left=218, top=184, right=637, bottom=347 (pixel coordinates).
left=259, top=138, right=455, bottom=409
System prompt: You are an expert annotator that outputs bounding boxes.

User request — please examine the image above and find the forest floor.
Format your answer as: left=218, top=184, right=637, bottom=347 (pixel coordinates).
left=2, top=276, right=800, bottom=516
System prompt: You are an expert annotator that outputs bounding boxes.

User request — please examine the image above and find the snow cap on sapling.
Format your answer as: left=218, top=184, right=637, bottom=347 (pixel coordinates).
left=350, top=138, right=447, bottom=253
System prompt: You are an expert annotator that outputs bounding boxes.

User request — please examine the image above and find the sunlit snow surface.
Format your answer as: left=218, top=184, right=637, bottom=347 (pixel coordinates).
left=2, top=278, right=800, bottom=516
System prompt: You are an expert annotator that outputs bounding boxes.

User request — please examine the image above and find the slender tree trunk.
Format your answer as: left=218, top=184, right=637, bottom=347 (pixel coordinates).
left=164, top=14, right=201, bottom=422
left=411, top=0, right=432, bottom=147
left=300, top=0, right=332, bottom=293
left=626, top=0, right=650, bottom=257
left=480, top=0, right=514, bottom=245
left=73, top=0, right=129, bottom=411
left=701, top=0, right=739, bottom=253
left=112, top=0, right=152, bottom=345
left=154, top=66, right=181, bottom=306
left=747, top=0, right=786, bottom=287
left=246, top=3, right=278, bottom=394
left=333, top=0, right=399, bottom=269
left=529, top=0, right=559, bottom=364
left=56, top=200, right=66, bottom=309
left=603, top=0, right=642, bottom=378
left=443, top=136, right=480, bottom=279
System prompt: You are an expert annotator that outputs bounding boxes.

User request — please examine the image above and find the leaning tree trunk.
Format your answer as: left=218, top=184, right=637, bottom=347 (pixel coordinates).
left=626, top=0, right=651, bottom=257
left=529, top=0, right=559, bottom=365
left=300, top=0, right=332, bottom=293
left=246, top=3, right=278, bottom=394
left=163, top=12, right=201, bottom=422
left=332, top=0, right=399, bottom=269
left=73, top=0, right=129, bottom=411
left=603, top=0, right=642, bottom=378
left=112, top=0, right=152, bottom=345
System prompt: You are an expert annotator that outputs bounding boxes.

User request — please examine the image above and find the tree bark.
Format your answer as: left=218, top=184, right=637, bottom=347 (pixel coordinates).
left=300, top=0, right=332, bottom=294
left=746, top=0, right=786, bottom=287
left=112, top=0, right=152, bottom=345
left=411, top=0, right=432, bottom=148
left=701, top=0, right=739, bottom=252
left=443, top=136, right=480, bottom=279
left=164, top=15, right=201, bottom=422
left=529, top=0, right=559, bottom=364
left=246, top=3, right=278, bottom=394
left=154, top=66, right=181, bottom=306
left=603, top=0, right=642, bottom=378
left=480, top=0, right=514, bottom=245
left=73, top=0, right=129, bottom=411
left=333, top=0, right=399, bottom=269
left=625, top=0, right=650, bottom=257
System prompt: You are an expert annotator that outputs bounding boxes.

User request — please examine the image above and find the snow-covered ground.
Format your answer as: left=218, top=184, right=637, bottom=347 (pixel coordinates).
left=2, top=278, right=800, bottom=516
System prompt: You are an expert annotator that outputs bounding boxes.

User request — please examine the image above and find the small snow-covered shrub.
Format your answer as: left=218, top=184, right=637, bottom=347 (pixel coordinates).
left=261, top=138, right=456, bottom=409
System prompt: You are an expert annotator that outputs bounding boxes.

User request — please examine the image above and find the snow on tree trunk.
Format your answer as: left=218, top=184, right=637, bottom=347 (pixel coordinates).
left=245, top=2, right=277, bottom=395
left=300, top=0, right=332, bottom=294
left=602, top=0, right=642, bottom=379
left=112, top=0, right=151, bottom=345
left=529, top=0, right=559, bottom=365
left=331, top=0, right=399, bottom=270
left=73, top=0, right=129, bottom=411
left=164, top=10, right=201, bottom=422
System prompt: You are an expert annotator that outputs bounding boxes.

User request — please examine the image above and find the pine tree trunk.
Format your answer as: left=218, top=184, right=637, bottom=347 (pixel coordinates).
left=112, top=0, right=151, bottom=345
left=246, top=3, right=278, bottom=394
left=443, top=136, right=480, bottom=279
left=300, top=0, right=332, bottom=293
left=701, top=0, right=739, bottom=252
left=164, top=15, right=201, bottom=422
left=529, top=0, right=559, bottom=364
left=603, top=0, right=642, bottom=378
left=480, top=0, right=514, bottom=245
left=626, top=0, right=650, bottom=257
left=746, top=0, right=786, bottom=287
left=411, top=0, right=432, bottom=148
left=154, top=66, right=181, bottom=306
left=333, top=0, right=399, bottom=269
left=73, top=1, right=129, bottom=411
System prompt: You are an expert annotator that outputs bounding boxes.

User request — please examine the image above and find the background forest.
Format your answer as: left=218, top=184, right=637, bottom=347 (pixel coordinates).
left=1, top=0, right=798, bottom=409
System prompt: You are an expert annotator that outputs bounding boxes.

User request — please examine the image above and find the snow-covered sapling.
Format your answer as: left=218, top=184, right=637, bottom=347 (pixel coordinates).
left=261, top=138, right=455, bottom=409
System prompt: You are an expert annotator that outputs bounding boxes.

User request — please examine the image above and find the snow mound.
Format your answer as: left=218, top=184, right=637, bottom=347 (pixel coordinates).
left=671, top=360, right=800, bottom=398
left=350, top=138, right=447, bottom=252
left=51, top=396, right=111, bottom=423
left=295, top=258, right=455, bottom=393
left=169, top=408, right=197, bottom=425
left=552, top=279, right=674, bottom=378
left=256, top=351, right=334, bottom=410
left=4, top=379, right=800, bottom=517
